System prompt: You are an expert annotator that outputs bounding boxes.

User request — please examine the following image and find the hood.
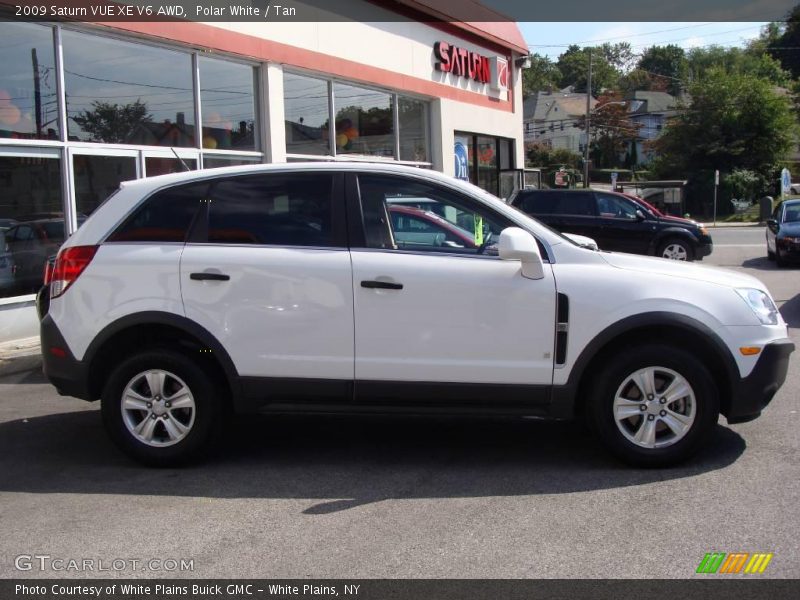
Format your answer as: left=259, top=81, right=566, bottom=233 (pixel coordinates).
left=657, top=214, right=699, bottom=227
left=779, top=222, right=800, bottom=236
left=600, top=251, right=764, bottom=289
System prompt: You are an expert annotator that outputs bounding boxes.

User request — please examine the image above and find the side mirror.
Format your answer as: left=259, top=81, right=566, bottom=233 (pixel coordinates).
left=498, top=227, right=545, bottom=280
left=766, top=218, right=777, bottom=229
left=635, top=209, right=646, bottom=221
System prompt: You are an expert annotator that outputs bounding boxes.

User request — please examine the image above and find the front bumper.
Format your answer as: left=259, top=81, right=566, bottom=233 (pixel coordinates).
left=777, top=238, right=800, bottom=261
left=726, top=338, right=795, bottom=424
left=695, top=239, right=713, bottom=259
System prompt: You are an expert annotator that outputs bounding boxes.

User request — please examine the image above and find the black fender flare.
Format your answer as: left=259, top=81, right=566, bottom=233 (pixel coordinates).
left=550, top=311, right=739, bottom=418
left=84, top=311, right=241, bottom=400
left=649, top=227, right=699, bottom=254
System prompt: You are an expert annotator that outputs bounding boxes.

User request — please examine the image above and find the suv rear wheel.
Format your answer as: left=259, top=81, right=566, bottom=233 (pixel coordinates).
left=657, top=238, right=693, bottom=261
left=587, top=344, right=719, bottom=467
left=101, top=349, right=222, bottom=466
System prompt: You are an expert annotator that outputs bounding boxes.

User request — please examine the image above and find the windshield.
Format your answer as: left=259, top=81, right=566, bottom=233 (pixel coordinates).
left=784, top=204, right=800, bottom=223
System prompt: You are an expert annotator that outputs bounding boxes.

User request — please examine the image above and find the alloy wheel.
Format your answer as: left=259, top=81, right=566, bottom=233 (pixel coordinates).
left=613, top=366, right=696, bottom=449
left=661, top=243, right=688, bottom=260
left=120, top=369, right=196, bottom=447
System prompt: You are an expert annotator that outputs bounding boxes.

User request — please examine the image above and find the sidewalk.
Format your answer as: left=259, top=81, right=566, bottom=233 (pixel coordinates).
left=0, top=336, right=41, bottom=378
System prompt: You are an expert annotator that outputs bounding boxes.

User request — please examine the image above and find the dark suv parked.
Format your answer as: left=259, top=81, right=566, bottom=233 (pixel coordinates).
left=509, top=189, right=713, bottom=261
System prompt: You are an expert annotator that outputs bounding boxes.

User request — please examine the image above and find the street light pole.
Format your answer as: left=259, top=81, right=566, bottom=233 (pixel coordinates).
left=583, top=49, right=592, bottom=189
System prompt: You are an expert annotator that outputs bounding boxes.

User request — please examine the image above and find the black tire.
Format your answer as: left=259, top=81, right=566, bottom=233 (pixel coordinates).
left=656, top=238, right=695, bottom=261
left=586, top=344, right=719, bottom=467
left=767, top=249, right=775, bottom=261
left=101, top=348, right=223, bottom=466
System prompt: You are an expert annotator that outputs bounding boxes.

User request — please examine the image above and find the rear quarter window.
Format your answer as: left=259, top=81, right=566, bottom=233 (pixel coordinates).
left=108, top=182, right=207, bottom=243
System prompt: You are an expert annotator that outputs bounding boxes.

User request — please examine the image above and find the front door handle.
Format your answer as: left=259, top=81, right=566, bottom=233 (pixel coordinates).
left=190, top=272, right=230, bottom=281
left=361, top=280, right=403, bottom=290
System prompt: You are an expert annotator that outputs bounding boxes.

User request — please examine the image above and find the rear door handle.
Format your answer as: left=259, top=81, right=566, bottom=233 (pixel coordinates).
left=361, top=280, right=403, bottom=290
left=190, top=272, right=230, bottom=281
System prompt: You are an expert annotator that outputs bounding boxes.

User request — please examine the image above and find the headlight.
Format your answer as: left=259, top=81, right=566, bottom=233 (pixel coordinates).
left=783, top=236, right=800, bottom=244
left=735, top=288, right=779, bottom=325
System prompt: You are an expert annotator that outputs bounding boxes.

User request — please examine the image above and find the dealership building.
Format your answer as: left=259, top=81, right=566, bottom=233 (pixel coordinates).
left=0, top=1, right=528, bottom=342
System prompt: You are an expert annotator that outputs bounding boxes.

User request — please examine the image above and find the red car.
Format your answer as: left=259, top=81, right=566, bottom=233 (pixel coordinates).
left=387, top=205, right=479, bottom=250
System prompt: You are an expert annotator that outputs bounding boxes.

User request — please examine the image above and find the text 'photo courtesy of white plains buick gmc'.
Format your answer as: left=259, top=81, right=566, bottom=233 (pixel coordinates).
left=37, top=163, right=794, bottom=467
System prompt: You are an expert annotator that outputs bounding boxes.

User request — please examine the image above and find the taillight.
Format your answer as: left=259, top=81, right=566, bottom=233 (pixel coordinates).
left=50, top=246, right=98, bottom=299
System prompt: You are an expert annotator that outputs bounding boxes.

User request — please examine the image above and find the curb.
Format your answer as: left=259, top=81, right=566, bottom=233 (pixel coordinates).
left=0, top=337, right=42, bottom=378
left=0, top=354, right=42, bottom=378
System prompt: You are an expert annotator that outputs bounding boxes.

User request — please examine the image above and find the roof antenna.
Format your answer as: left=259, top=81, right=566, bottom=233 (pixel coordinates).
left=170, top=147, right=191, bottom=172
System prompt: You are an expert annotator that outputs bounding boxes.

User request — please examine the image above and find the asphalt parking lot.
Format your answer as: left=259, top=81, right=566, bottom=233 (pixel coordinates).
left=1, top=225, right=798, bottom=579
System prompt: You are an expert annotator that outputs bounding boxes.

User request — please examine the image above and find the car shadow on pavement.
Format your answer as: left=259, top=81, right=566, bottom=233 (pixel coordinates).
left=0, top=410, right=746, bottom=513
left=741, top=257, right=778, bottom=271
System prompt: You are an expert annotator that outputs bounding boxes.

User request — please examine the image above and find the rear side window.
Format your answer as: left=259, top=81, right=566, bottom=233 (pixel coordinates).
left=108, top=182, right=206, bottom=242
left=206, top=173, right=339, bottom=247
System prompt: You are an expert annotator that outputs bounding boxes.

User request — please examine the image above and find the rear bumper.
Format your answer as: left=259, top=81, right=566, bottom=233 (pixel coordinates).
left=40, top=312, right=93, bottom=401
left=726, top=339, right=794, bottom=424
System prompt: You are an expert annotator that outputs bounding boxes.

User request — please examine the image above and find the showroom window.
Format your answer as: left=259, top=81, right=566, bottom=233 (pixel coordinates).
left=0, top=150, right=64, bottom=299
left=284, top=72, right=330, bottom=157
left=0, top=22, right=59, bottom=141
left=454, top=132, right=516, bottom=197
left=199, top=56, right=258, bottom=152
left=333, top=82, right=394, bottom=157
left=0, top=21, right=263, bottom=303
left=284, top=71, right=430, bottom=165
left=62, top=30, right=197, bottom=147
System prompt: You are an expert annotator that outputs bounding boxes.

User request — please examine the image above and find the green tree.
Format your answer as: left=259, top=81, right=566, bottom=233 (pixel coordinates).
left=72, top=100, right=152, bottom=144
left=651, top=69, right=797, bottom=212
left=687, top=46, right=789, bottom=86
left=765, top=6, right=800, bottom=79
left=588, top=93, right=641, bottom=168
left=525, top=143, right=582, bottom=170
left=556, top=45, right=619, bottom=94
left=522, top=54, right=562, bottom=97
left=637, top=45, right=688, bottom=95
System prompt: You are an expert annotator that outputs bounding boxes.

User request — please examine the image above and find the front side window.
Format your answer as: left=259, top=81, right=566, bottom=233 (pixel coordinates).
left=108, top=182, right=206, bottom=242
left=596, top=193, right=638, bottom=219
left=357, top=174, right=510, bottom=255
left=207, top=173, right=339, bottom=247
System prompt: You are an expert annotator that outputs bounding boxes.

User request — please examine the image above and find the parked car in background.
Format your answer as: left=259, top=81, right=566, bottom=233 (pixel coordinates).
left=766, top=199, right=800, bottom=266
left=0, top=218, right=18, bottom=232
left=509, top=189, right=713, bottom=261
left=0, top=230, right=15, bottom=292
left=38, top=163, right=792, bottom=469
left=5, top=218, right=76, bottom=294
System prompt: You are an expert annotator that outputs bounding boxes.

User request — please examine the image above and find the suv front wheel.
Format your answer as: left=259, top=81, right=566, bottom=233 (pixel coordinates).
left=587, top=344, right=719, bottom=467
left=101, top=349, right=222, bottom=466
left=657, top=238, right=693, bottom=261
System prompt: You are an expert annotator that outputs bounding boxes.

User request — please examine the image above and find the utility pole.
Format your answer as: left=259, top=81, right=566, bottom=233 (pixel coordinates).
left=32, top=48, right=42, bottom=138
left=583, top=49, right=592, bottom=189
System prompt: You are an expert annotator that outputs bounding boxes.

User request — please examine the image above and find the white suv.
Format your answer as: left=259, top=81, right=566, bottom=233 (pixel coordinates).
left=39, top=163, right=794, bottom=466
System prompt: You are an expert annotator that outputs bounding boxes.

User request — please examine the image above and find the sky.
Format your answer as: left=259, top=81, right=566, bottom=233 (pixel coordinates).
left=518, top=22, right=769, bottom=60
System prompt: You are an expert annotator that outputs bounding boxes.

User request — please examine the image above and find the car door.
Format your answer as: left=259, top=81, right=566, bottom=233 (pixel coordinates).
left=349, top=173, right=556, bottom=409
left=180, top=171, right=355, bottom=400
left=593, top=192, right=654, bottom=254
